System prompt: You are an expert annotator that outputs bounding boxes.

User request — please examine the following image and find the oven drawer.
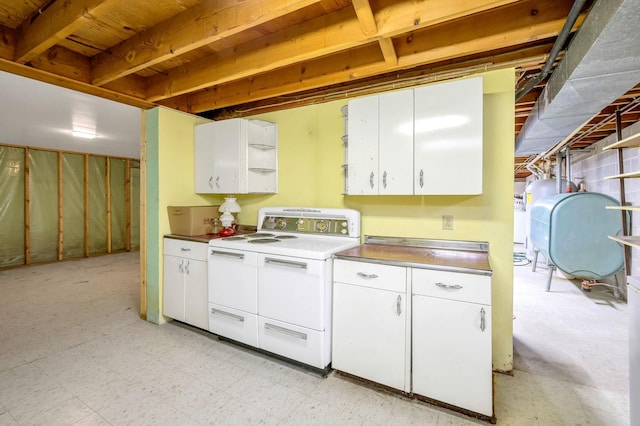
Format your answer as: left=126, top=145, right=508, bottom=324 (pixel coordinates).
left=258, top=254, right=328, bottom=330
left=412, top=269, right=491, bottom=305
left=334, top=259, right=406, bottom=292
left=208, top=303, right=258, bottom=347
left=258, top=317, right=328, bottom=370
left=164, top=238, right=208, bottom=261
left=208, top=248, right=258, bottom=313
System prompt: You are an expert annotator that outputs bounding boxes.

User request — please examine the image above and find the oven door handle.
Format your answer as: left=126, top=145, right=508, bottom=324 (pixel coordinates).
left=264, top=322, right=308, bottom=340
left=264, top=257, right=308, bottom=270
left=210, top=250, right=244, bottom=259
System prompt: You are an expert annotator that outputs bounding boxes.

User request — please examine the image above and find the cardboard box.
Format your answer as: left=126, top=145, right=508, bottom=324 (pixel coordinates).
left=167, top=206, right=219, bottom=236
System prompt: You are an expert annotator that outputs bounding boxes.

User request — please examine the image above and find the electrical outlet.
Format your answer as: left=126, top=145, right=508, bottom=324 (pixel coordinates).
left=442, top=215, right=453, bottom=230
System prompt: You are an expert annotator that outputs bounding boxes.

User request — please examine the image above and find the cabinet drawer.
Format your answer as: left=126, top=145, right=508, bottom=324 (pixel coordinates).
left=258, top=317, right=328, bottom=370
left=334, top=259, right=406, bottom=292
left=412, top=269, right=491, bottom=305
left=164, top=238, right=208, bottom=261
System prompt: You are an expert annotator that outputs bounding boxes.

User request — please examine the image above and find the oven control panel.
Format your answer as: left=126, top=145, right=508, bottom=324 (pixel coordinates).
left=261, top=216, right=350, bottom=235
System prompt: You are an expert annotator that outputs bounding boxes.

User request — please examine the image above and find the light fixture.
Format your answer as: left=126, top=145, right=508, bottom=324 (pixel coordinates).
left=218, top=196, right=241, bottom=228
left=71, top=130, right=97, bottom=139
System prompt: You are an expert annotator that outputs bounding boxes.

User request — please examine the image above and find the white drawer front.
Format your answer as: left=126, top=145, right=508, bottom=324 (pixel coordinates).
left=334, top=259, right=406, bottom=292
left=164, top=238, right=208, bottom=261
left=208, top=303, right=258, bottom=347
left=412, top=269, right=491, bottom=305
left=258, top=317, right=327, bottom=369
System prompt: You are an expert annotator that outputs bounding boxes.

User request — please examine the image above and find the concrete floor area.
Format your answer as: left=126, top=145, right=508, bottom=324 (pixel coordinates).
left=0, top=251, right=630, bottom=425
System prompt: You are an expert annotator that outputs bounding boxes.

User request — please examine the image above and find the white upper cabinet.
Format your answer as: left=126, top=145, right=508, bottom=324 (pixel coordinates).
left=414, top=77, right=483, bottom=195
left=194, top=118, right=278, bottom=194
left=347, top=95, right=379, bottom=194
left=379, top=90, right=414, bottom=195
left=345, top=77, right=483, bottom=195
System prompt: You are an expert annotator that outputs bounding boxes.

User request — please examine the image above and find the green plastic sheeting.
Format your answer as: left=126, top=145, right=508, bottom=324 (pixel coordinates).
left=29, top=150, right=59, bottom=263
left=130, top=164, right=141, bottom=250
left=0, top=146, right=25, bottom=267
left=110, top=159, right=126, bottom=252
left=89, top=156, right=107, bottom=255
left=63, top=153, right=85, bottom=259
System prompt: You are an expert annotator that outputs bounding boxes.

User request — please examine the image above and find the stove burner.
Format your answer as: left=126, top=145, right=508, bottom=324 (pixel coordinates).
left=247, top=232, right=275, bottom=238
left=276, top=235, right=297, bottom=239
left=222, top=236, right=248, bottom=241
left=247, top=238, right=280, bottom=244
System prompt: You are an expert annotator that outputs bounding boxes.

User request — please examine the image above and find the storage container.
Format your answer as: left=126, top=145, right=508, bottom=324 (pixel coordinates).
left=167, top=205, right=219, bottom=236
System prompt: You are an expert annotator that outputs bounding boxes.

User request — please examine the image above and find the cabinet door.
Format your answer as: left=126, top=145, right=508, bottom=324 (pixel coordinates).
left=379, top=90, right=414, bottom=195
left=183, top=259, right=209, bottom=330
left=194, top=123, right=218, bottom=193
left=412, top=295, right=492, bottom=416
left=332, top=281, right=406, bottom=391
left=414, top=77, right=483, bottom=195
left=347, top=95, right=379, bottom=194
left=194, top=119, right=244, bottom=194
left=163, top=255, right=185, bottom=321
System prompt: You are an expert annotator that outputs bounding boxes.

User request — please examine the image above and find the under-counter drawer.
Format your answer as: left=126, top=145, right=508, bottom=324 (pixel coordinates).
left=412, top=269, right=491, bottom=305
left=164, top=238, right=208, bottom=261
left=258, top=317, right=328, bottom=370
left=334, top=259, right=406, bottom=292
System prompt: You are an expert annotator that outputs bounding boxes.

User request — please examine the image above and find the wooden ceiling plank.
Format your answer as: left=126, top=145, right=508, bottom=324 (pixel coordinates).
left=0, top=57, right=154, bottom=109
left=173, top=2, right=570, bottom=112
left=351, top=0, right=377, bottom=36
left=145, top=0, right=522, bottom=101
left=378, top=37, right=398, bottom=66
left=91, top=0, right=321, bottom=86
left=182, top=43, right=558, bottom=114
left=14, top=0, right=120, bottom=64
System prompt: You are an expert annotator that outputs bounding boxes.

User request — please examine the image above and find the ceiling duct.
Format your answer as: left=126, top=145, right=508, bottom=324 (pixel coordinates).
left=515, top=0, right=640, bottom=155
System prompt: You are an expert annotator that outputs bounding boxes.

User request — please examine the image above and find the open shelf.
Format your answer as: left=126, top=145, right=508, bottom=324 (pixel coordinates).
left=608, top=235, right=640, bottom=249
left=604, top=170, right=640, bottom=180
left=606, top=205, right=640, bottom=211
left=603, top=132, right=640, bottom=150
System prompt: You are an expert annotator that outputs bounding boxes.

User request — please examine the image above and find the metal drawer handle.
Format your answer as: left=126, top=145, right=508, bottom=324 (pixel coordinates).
left=215, top=176, right=220, bottom=189
left=184, top=260, right=190, bottom=275
left=180, top=247, right=191, bottom=252
left=264, top=323, right=307, bottom=340
left=419, top=169, right=424, bottom=188
left=383, top=171, right=387, bottom=188
left=357, top=272, right=378, bottom=279
left=264, top=257, right=307, bottom=269
left=369, top=171, right=374, bottom=189
left=396, top=295, right=402, bottom=316
left=211, top=308, right=245, bottom=322
left=208, top=176, right=214, bottom=188
left=210, top=250, right=244, bottom=259
left=435, top=282, right=463, bottom=290
left=178, top=259, right=184, bottom=274
left=480, top=307, right=486, bottom=332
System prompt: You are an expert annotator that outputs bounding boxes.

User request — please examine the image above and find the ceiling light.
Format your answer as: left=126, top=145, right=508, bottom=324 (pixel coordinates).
left=72, top=130, right=97, bottom=139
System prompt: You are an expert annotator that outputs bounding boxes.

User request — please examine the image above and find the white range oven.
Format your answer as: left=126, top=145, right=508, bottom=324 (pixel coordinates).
left=207, top=207, right=361, bottom=372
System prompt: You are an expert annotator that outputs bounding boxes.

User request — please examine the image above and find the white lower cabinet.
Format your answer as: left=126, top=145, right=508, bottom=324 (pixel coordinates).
left=332, top=259, right=493, bottom=418
left=332, top=260, right=409, bottom=391
left=163, top=238, right=209, bottom=330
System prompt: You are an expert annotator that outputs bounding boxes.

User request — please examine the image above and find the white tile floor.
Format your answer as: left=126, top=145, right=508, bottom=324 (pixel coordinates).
left=0, top=251, right=630, bottom=425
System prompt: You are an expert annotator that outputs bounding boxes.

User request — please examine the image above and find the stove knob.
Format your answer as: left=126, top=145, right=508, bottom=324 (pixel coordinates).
left=341, top=229, right=348, bottom=234
left=316, top=220, right=328, bottom=232
left=276, top=218, right=287, bottom=229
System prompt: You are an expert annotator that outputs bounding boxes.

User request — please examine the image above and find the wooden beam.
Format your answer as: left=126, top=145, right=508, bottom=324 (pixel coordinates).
left=0, top=58, right=154, bottom=110
left=125, top=159, right=131, bottom=252
left=0, top=25, right=14, bottom=60
left=15, top=0, right=120, bottom=64
left=24, top=148, right=30, bottom=265
left=378, top=37, right=397, bottom=66
left=58, top=152, right=63, bottom=261
left=106, top=157, right=111, bottom=254
left=351, top=0, right=377, bottom=36
left=84, top=154, right=89, bottom=258
left=139, top=110, right=147, bottom=320
left=174, top=2, right=572, bottom=113
left=91, top=0, right=321, bottom=86
left=146, top=0, right=519, bottom=101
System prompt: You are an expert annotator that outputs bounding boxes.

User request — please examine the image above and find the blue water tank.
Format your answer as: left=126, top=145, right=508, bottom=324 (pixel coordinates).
left=530, top=192, right=625, bottom=280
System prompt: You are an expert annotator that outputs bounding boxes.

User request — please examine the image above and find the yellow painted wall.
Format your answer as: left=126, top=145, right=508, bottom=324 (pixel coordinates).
left=148, top=69, right=515, bottom=370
